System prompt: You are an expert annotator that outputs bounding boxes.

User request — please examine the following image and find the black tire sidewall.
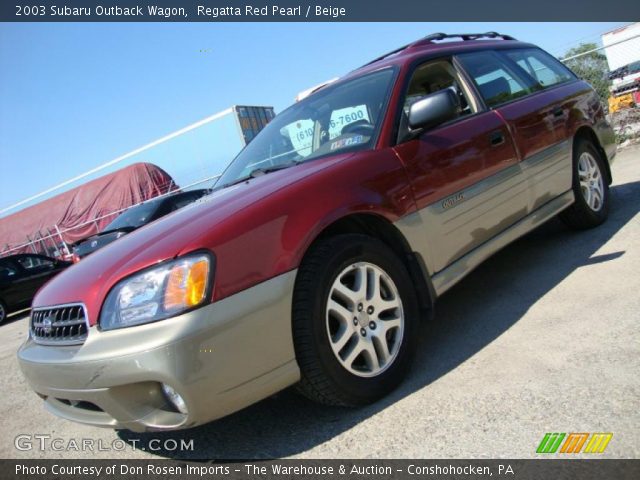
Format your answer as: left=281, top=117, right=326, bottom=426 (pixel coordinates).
left=296, top=236, right=419, bottom=405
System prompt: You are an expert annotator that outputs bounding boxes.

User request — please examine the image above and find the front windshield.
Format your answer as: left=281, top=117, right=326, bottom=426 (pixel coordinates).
left=216, top=68, right=395, bottom=187
left=104, top=199, right=162, bottom=230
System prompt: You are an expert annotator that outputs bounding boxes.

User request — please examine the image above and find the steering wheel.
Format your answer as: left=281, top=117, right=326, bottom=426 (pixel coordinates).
left=341, top=120, right=375, bottom=137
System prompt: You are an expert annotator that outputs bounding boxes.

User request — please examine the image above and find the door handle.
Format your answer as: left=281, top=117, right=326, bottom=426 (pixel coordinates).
left=489, top=131, right=505, bottom=146
left=552, top=107, right=564, bottom=118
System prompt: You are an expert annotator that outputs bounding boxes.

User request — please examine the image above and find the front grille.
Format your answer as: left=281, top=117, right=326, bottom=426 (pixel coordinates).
left=31, top=304, right=88, bottom=346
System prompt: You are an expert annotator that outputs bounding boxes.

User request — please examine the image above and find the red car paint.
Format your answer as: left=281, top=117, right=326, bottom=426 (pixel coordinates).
left=32, top=39, right=613, bottom=327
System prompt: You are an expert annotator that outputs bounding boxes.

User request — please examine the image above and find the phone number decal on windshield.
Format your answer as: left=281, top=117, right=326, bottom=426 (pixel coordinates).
left=330, top=110, right=365, bottom=129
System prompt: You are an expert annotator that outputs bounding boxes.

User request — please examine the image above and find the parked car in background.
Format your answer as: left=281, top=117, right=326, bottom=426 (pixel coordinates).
left=18, top=32, right=615, bottom=431
left=0, top=254, right=71, bottom=323
left=72, top=189, right=210, bottom=261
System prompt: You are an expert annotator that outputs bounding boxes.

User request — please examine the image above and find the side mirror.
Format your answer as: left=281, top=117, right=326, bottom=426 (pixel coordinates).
left=408, top=88, right=461, bottom=132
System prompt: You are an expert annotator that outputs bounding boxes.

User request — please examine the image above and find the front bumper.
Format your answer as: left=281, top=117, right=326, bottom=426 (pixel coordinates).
left=17, top=271, right=300, bottom=432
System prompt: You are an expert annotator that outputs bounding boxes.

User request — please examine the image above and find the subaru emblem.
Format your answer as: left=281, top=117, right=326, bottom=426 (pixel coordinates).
left=42, top=316, right=53, bottom=335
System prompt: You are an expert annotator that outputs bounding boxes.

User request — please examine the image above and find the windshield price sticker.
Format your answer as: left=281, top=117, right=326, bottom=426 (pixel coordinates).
left=330, top=135, right=364, bottom=151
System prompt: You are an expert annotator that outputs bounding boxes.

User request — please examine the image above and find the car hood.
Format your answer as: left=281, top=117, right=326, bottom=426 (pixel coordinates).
left=33, top=154, right=353, bottom=324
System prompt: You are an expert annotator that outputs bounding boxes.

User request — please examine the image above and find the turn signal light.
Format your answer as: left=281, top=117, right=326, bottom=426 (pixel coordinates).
left=163, top=258, right=209, bottom=311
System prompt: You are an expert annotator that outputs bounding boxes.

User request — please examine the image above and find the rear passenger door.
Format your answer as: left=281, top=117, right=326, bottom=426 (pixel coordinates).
left=457, top=49, right=574, bottom=212
left=499, top=48, right=577, bottom=208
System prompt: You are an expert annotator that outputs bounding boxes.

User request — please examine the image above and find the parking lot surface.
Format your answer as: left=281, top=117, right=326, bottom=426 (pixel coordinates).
left=1, top=146, right=638, bottom=459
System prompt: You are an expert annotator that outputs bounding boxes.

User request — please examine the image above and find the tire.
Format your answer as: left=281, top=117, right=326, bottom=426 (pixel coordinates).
left=560, top=138, right=610, bottom=230
left=292, top=234, right=420, bottom=406
left=0, top=299, right=7, bottom=325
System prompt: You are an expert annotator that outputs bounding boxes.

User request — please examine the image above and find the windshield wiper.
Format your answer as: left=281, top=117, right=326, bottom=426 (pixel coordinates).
left=218, top=160, right=301, bottom=190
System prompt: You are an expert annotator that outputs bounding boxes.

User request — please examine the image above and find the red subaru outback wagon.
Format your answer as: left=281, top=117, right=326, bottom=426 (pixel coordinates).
left=18, top=32, right=616, bottom=431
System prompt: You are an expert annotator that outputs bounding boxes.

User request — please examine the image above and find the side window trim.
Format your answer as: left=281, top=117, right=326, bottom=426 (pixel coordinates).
left=452, top=56, right=489, bottom=112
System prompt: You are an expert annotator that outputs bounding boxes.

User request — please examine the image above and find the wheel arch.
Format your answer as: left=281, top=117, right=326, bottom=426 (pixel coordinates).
left=573, top=126, right=612, bottom=185
left=300, top=212, right=435, bottom=321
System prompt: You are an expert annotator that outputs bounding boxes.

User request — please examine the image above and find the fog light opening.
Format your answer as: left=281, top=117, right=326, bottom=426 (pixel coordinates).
left=161, top=383, right=188, bottom=414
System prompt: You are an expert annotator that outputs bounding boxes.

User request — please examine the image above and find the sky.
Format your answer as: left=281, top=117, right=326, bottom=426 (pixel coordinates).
left=0, top=22, right=628, bottom=215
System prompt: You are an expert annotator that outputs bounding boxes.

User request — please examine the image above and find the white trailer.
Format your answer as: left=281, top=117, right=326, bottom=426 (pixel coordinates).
left=602, top=23, right=640, bottom=72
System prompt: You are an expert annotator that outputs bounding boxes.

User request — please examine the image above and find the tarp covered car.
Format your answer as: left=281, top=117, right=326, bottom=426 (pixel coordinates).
left=0, top=163, right=177, bottom=255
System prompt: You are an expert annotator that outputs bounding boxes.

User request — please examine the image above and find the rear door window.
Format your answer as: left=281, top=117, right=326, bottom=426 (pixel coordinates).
left=502, top=48, right=574, bottom=89
left=456, top=51, right=535, bottom=108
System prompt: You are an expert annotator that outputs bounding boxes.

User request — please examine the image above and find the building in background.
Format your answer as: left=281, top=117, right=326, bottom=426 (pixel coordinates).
left=233, top=105, right=276, bottom=144
left=602, top=22, right=640, bottom=72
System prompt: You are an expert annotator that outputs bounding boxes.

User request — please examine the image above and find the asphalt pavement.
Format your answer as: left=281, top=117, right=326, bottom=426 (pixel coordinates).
left=1, top=145, right=638, bottom=459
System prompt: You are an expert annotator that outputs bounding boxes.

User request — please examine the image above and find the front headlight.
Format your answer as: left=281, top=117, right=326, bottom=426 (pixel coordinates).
left=99, top=253, right=213, bottom=331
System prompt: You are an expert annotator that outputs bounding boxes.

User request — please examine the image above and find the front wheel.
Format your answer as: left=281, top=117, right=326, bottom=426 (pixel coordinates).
left=292, top=234, right=419, bottom=406
left=560, top=139, right=610, bottom=229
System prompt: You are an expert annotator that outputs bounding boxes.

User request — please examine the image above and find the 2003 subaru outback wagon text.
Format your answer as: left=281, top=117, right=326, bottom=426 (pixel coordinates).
left=18, top=32, right=616, bottom=432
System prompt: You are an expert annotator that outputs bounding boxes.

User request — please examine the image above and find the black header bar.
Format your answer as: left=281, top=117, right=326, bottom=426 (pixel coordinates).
left=1, top=0, right=640, bottom=22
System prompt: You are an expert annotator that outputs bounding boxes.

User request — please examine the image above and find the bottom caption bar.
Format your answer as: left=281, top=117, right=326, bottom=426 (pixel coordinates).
left=5, top=459, right=640, bottom=479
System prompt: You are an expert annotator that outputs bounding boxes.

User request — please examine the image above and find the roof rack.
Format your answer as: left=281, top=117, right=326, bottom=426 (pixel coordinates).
left=360, top=31, right=516, bottom=68
left=420, top=32, right=516, bottom=43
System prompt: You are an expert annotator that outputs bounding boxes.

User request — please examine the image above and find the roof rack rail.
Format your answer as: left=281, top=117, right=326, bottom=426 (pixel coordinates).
left=359, top=32, right=516, bottom=69
left=420, top=32, right=516, bottom=43
left=360, top=44, right=412, bottom=68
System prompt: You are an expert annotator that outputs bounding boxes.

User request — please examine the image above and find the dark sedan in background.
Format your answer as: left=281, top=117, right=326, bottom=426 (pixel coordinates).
left=72, top=189, right=209, bottom=261
left=0, top=254, right=71, bottom=323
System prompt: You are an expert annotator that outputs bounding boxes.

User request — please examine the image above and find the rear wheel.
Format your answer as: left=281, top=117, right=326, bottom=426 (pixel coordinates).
left=560, top=139, right=610, bottom=229
left=292, top=234, right=419, bottom=406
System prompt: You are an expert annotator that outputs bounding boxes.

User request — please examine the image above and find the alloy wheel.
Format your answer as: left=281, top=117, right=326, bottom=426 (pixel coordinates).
left=325, top=262, right=404, bottom=378
left=578, top=152, right=604, bottom=212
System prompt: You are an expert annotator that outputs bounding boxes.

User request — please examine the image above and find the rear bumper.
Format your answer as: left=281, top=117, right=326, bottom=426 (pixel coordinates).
left=17, top=270, right=300, bottom=432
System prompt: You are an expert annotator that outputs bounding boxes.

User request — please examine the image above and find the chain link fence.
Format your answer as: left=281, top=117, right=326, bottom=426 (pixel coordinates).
left=553, top=23, right=640, bottom=146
